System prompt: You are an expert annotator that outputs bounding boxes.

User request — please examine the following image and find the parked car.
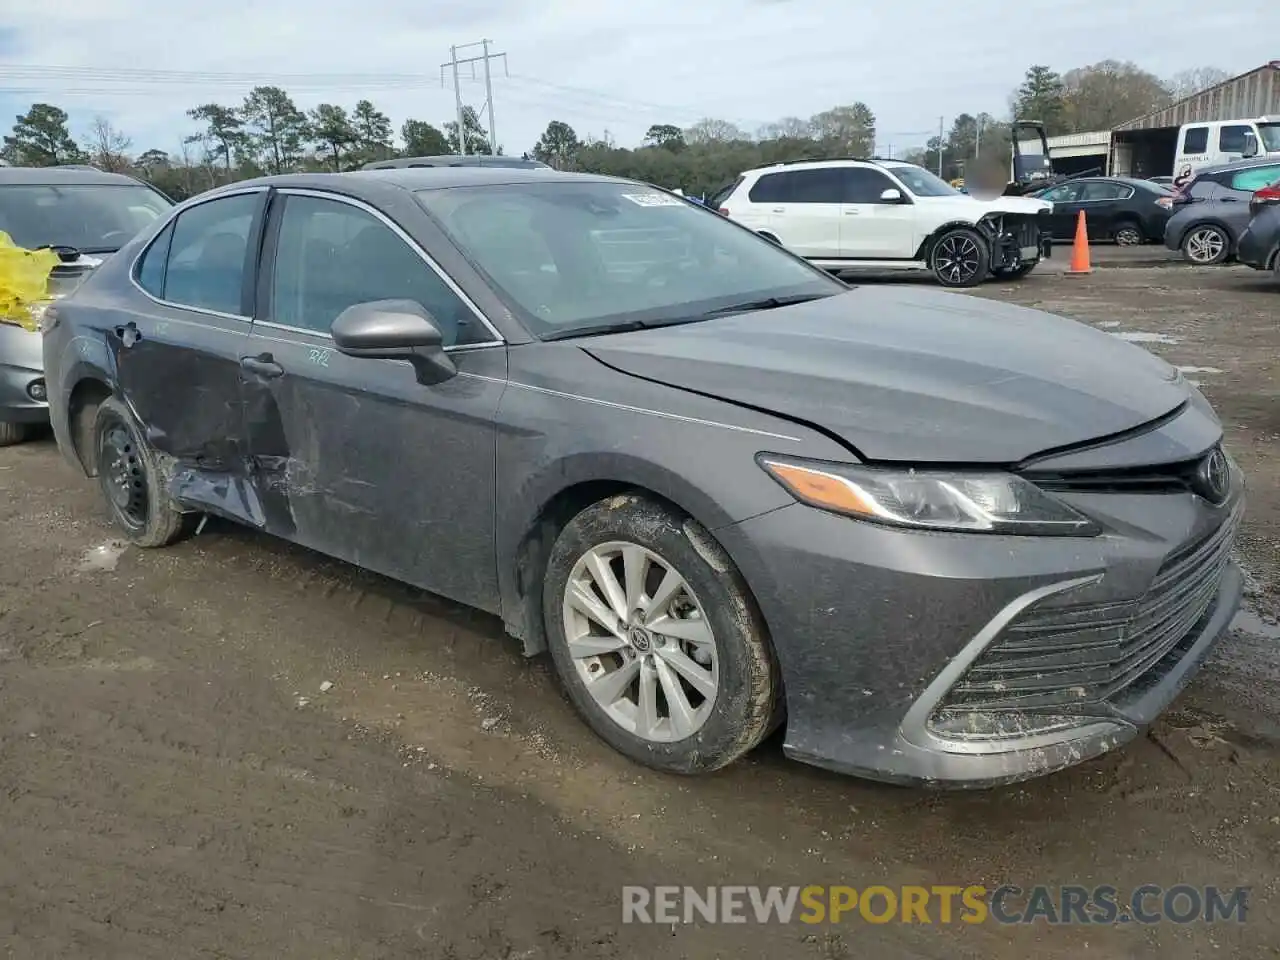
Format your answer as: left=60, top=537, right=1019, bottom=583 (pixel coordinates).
left=714, top=158, right=1052, bottom=288
left=0, top=166, right=172, bottom=446
left=361, top=155, right=550, bottom=170
left=1163, top=157, right=1280, bottom=264
left=43, top=167, right=1243, bottom=787
left=1032, top=176, right=1173, bottom=245
left=1236, top=194, right=1280, bottom=278
left=1148, top=176, right=1175, bottom=187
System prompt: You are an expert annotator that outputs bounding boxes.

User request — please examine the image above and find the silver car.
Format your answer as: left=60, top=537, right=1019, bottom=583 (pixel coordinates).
left=0, top=166, right=172, bottom=445
left=1164, top=157, right=1280, bottom=264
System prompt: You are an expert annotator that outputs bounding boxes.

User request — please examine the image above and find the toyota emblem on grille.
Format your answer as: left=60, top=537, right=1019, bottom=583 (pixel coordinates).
left=1194, top=448, right=1231, bottom=503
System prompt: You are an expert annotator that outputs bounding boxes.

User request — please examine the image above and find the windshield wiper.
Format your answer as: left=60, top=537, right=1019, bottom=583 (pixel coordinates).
left=691, top=292, right=832, bottom=320
left=541, top=319, right=652, bottom=341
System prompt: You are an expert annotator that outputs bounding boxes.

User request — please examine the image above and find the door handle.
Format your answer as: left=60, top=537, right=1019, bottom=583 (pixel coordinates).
left=843, top=210, right=861, bottom=215
left=114, top=321, right=141, bottom=348
left=240, top=353, right=284, bottom=378
left=771, top=207, right=785, bottom=213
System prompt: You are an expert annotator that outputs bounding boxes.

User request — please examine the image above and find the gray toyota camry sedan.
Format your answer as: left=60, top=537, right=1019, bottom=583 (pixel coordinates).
left=40, top=167, right=1244, bottom=787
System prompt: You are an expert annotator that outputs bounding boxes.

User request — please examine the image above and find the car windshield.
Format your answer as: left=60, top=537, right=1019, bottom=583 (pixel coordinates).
left=415, top=180, right=844, bottom=338
left=1258, top=123, right=1280, bottom=152
left=0, top=183, right=172, bottom=253
left=886, top=165, right=961, bottom=198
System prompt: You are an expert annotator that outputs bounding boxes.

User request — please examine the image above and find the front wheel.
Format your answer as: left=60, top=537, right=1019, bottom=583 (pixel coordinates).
left=930, top=227, right=990, bottom=288
left=542, top=493, right=780, bottom=774
left=1182, top=224, right=1229, bottom=264
left=92, top=397, right=194, bottom=548
left=0, top=422, right=29, bottom=447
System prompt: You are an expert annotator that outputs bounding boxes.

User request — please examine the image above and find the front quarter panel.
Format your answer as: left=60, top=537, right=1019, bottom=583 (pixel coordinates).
left=493, top=341, right=851, bottom=649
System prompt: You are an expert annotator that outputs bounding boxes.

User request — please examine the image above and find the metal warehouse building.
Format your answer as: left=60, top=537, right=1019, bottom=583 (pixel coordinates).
left=1111, top=61, right=1280, bottom=177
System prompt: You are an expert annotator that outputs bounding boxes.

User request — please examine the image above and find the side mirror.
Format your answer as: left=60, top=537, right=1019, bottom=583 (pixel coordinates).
left=1242, top=131, right=1259, bottom=158
left=879, top=188, right=904, bottom=203
left=331, top=299, right=457, bottom=386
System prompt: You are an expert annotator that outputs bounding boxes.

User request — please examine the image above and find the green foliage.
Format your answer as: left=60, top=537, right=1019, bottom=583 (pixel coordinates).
left=241, top=86, right=310, bottom=174
left=309, top=103, right=356, bottom=171
left=532, top=120, right=581, bottom=169
left=3, top=103, right=86, bottom=166
left=444, top=105, right=492, bottom=155
left=401, top=119, right=450, bottom=157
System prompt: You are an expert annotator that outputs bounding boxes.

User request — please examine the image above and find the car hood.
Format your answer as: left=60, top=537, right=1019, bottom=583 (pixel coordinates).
left=46, top=251, right=110, bottom=299
left=582, top=287, right=1189, bottom=464
left=916, top=194, right=1051, bottom=216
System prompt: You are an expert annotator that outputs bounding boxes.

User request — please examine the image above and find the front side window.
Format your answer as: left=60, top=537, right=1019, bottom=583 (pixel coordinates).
left=842, top=168, right=898, bottom=204
left=416, top=180, right=843, bottom=338
left=158, top=192, right=258, bottom=315
left=269, top=194, right=487, bottom=346
left=0, top=183, right=171, bottom=253
left=1259, top=123, right=1280, bottom=152
left=1041, top=183, right=1083, bottom=203
left=885, top=165, right=961, bottom=198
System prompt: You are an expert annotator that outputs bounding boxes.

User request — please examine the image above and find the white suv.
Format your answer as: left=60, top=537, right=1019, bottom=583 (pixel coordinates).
left=712, top=158, right=1053, bottom=288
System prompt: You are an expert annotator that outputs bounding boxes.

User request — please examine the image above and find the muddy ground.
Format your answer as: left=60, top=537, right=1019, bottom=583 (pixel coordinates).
left=2, top=262, right=1278, bottom=960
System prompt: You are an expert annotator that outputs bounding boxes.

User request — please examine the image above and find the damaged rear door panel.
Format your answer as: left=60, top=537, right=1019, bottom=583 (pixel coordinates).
left=241, top=189, right=508, bottom=614
left=112, top=189, right=269, bottom=511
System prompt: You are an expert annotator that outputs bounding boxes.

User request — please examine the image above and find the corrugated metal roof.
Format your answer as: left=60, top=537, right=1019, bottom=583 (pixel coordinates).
left=1047, top=130, right=1111, bottom=148
left=1115, top=62, right=1280, bottom=131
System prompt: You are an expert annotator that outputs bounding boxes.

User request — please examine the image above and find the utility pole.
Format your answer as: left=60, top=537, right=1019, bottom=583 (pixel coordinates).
left=440, top=40, right=508, bottom=155
left=938, top=115, right=945, bottom=176
left=975, top=115, right=983, bottom=159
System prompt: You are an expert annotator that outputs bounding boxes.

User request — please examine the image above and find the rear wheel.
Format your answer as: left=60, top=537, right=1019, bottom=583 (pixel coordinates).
left=1113, top=220, right=1144, bottom=246
left=0, top=422, right=28, bottom=447
left=92, top=398, right=194, bottom=548
left=542, top=493, right=780, bottom=774
left=1182, top=224, right=1229, bottom=264
left=930, top=227, right=990, bottom=288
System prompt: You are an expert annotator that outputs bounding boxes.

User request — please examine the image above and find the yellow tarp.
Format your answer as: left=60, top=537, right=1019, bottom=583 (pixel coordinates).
left=0, top=232, right=61, bottom=332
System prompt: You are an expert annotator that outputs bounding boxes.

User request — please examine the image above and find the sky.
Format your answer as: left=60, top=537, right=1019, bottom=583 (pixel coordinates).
left=0, top=1, right=1274, bottom=160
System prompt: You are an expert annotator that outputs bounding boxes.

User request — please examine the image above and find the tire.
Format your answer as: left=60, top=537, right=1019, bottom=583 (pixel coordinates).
left=992, top=261, right=1037, bottom=281
left=1181, top=224, right=1230, bottom=265
left=91, top=397, right=194, bottom=548
left=1113, top=220, right=1144, bottom=246
left=929, top=227, right=990, bottom=288
left=0, top=422, right=29, bottom=447
left=542, top=493, right=780, bottom=774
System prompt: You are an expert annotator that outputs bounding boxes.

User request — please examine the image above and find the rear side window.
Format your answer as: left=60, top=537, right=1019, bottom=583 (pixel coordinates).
left=161, top=193, right=259, bottom=315
left=1229, top=165, right=1280, bottom=191
left=748, top=172, right=790, bottom=203
left=1182, top=127, right=1209, bottom=153
left=1219, top=125, right=1252, bottom=153
left=788, top=169, right=843, bottom=203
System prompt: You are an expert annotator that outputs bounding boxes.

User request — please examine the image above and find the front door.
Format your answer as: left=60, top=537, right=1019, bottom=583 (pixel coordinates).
left=838, top=168, right=918, bottom=258
left=1040, top=182, right=1085, bottom=238
left=113, top=190, right=264, bottom=492
left=242, top=190, right=507, bottom=612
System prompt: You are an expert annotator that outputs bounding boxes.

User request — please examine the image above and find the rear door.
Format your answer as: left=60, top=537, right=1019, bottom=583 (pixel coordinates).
left=240, top=189, right=507, bottom=612
left=1077, top=180, right=1132, bottom=240
left=116, top=189, right=264, bottom=472
left=748, top=169, right=842, bottom=258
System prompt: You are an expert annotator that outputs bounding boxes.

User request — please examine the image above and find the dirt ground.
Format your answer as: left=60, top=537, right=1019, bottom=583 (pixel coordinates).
left=2, top=262, right=1279, bottom=960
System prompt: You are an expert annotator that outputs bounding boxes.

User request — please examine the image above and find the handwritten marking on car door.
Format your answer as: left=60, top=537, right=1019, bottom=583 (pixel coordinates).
left=308, top=347, right=332, bottom=368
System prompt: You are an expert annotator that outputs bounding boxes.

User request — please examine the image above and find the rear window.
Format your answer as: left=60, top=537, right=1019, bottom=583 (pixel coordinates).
left=1229, top=165, right=1280, bottom=192
left=708, top=177, right=743, bottom=209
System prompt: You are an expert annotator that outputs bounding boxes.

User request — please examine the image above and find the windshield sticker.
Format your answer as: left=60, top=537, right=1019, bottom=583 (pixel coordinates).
left=621, top=193, right=687, bottom=207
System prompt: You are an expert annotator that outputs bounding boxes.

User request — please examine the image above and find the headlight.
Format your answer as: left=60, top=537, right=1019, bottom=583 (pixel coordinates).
left=758, top=456, right=1100, bottom=536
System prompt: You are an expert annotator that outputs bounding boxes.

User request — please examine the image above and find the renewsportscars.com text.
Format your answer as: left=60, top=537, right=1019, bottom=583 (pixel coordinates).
left=622, top=884, right=1250, bottom=926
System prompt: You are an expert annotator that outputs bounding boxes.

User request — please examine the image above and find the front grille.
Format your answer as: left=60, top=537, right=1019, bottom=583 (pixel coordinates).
left=935, top=508, right=1239, bottom=719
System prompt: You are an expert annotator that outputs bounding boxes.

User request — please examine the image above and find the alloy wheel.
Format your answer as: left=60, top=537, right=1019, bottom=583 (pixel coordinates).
left=1115, top=226, right=1142, bottom=246
left=1185, top=227, right=1226, bottom=263
left=561, top=540, right=719, bottom=742
left=935, top=234, right=982, bottom=284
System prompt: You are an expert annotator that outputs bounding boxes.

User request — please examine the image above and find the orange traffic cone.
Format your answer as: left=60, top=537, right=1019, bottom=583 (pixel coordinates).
left=1066, top=210, right=1092, bottom=276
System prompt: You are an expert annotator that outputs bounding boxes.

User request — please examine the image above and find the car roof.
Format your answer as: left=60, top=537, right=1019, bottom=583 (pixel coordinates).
left=361, top=154, right=550, bottom=170
left=1195, top=156, right=1280, bottom=177
left=0, top=166, right=149, bottom=186
left=743, top=157, right=892, bottom=175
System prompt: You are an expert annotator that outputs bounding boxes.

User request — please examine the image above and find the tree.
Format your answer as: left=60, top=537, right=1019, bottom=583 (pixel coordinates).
left=444, top=105, right=491, bottom=155
left=185, top=103, right=245, bottom=172
left=3, top=103, right=85, bottom=166
left=401, top=118, right=450, bottom=156
left=1167, top=66, right=1232, bottom=101
left=757, top=116, right=812, bottom=141
left=241, top=86, right=309, bottom=174
left=309, top=103, right=356, bottom=171
left=1062, top=60, right=1171, bottom=131
left=532, top=120, right=581, bottom=169
left=809, top=103, right=876, bottom=156
left=135, top=148, right=171, bottom=173
left=1012, top=65, right=1068, bottom=136
left=643, top=124, right=686, bottom=151
left=351, top=99, right=393, bottom=161
left=684, top=118, right=747, bottom=145
left=83, top=116, right=132, bottom=172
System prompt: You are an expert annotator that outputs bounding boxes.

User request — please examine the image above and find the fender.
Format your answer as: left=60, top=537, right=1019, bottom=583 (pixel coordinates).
left=913, top=219, right=993, bottom=260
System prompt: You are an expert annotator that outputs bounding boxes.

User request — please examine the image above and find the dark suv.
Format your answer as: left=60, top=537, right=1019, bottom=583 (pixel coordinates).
left=1163, top=157, right=1280, bottom=264
left=0, top=166, right=172, bottom=445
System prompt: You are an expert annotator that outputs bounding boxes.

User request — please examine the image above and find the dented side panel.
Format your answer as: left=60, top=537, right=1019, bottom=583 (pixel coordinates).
left=241, top=323, right=508, bottom=615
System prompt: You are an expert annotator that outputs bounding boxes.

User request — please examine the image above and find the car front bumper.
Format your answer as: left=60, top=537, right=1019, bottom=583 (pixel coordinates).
left=717, top=460, right=1244, bottom=788
left=0, top=322, right=48, bottom=424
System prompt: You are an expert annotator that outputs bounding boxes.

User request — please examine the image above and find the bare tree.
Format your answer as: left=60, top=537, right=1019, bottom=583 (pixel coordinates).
left=684, top=118, right=748, bottom=145
left=83, top=116, right=133, bottom=172
left=1167, top=67, right=1233, bottom=101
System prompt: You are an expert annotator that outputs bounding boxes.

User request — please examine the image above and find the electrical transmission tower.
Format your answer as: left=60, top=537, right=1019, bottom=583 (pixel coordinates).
left=441, top=40, right=508, bottom=156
